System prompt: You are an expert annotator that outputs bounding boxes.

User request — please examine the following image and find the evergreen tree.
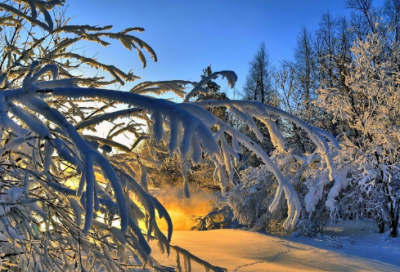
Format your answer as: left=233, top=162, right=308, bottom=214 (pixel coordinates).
left=196, top=65, right=229, bottom=122
left=294, top=27, right=317, bottom=123
left=242, top=42, right=279, bottom=106
left=241, top=44, right=280, bottom=164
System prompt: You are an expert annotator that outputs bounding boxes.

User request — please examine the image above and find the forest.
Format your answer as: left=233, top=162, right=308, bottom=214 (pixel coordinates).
left=0, top=0, right=398, bottom=271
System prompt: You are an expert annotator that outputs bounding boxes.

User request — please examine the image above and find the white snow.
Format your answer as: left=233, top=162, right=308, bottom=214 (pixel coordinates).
left=150, top=224, right=400, bottom=271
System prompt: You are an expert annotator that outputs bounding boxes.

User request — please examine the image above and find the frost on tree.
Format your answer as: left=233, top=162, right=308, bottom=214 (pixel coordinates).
left=316, top=32, right=400, bottom=237
left=0, top=1, right=339, bottom=271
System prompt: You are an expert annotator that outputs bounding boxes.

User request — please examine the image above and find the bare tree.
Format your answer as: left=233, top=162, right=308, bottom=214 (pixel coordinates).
left=384, top=0, right=400, bottom=42
left=314, top=13, right=352, bottom=134
left=346, top=0, right=382, bottom=38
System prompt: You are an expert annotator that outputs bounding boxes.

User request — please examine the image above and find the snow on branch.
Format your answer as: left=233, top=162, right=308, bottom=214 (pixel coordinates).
left=190, top=100, right=340, bottom=229
left=195, top=100, right=339, bottom=181
left=130, top=80, right=195, bottom=98
left=0, top=67, right=338, bottom=235
left=0, top=1, right=156, bottom=88
left=184, top=70, right=238, bottom=102
left=49, top=86, right=221, bottom=157
left=54, top=53, right=140, bottom=85
left=0, top=3, right=51, bottom=31
left=216, top=118, right=301, bottom=229
left=0, top=62, right=340, bottom=270
left=75, top=108, right=142, bottom=130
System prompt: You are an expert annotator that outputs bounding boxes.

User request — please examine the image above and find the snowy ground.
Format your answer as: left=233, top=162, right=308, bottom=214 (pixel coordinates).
left=150, top=222, right=400, bottom=271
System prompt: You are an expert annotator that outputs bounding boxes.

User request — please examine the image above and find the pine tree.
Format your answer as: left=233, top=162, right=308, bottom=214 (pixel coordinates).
left=294, top=27, right=316, bottom=123
left=196, top=65, right=229, bottom=122
left=242, top=42, right=279, bottom=106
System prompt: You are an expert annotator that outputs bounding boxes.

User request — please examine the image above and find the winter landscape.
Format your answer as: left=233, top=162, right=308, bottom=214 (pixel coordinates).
left=0, top=0, right=398, bottom=271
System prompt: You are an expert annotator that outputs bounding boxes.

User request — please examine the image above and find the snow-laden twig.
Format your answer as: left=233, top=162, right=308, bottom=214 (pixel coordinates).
left=184, top=70, right=238, bottom=102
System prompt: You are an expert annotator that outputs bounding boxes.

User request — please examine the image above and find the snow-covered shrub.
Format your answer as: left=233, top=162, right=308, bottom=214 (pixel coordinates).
left=191, top=100, right=340, bottom=236
left=191, top=206, right=233, bottom=231
left=229, top=148, right=339, bottom=236
left=229, top=165, right=289, bottom=235
left=292, top=148, right=350, bottom=235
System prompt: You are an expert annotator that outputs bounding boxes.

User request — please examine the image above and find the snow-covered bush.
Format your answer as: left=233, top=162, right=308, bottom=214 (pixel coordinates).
left=229, top=165, right=289, bottom=235
left=0, top=1, right=340, bottom=270
left=193, top=99, right=340, bottom=233
left=191, top=206, right=233, bottom=231
left=229, top=148, right=340, bottom=236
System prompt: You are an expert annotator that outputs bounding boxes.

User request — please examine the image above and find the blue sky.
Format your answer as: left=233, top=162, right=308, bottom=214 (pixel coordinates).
left=67, top=0, right=383, bottom=100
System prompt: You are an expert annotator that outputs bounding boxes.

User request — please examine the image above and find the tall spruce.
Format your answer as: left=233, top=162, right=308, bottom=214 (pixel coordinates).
left=242, top=42, right=278, bottom=106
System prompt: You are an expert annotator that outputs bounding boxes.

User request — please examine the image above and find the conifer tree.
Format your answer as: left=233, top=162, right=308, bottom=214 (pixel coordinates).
left=242, top=42, right=279, bottom=106
left=196, top=65, right=229, bottom=122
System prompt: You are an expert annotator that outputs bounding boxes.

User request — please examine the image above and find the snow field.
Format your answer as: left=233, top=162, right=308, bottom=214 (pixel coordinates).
left=151, top=227, right=400, bottom=272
